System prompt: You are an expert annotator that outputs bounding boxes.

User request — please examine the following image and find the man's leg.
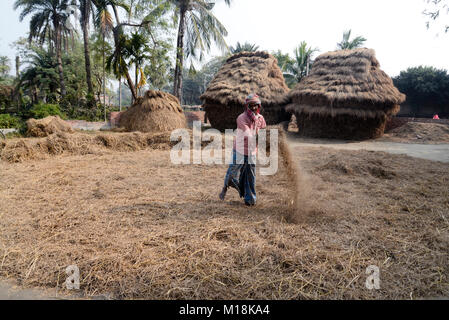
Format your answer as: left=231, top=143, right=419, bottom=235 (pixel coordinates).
left=241, top=155, right=257, bottom=205
left=242, top=163, right=257, bottom=205
left=219, top=150, right=242, bottom=200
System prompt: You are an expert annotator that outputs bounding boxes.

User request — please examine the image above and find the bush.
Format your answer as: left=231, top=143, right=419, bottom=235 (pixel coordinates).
left=393, top=66, right=449, bottom=116
left=30, top=103, right=64, bottom=119
left=0, top=113, right=21, bottom=128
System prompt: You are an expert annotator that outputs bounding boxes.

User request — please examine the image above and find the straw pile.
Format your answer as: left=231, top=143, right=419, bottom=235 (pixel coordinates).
left=286, top=48, right=406, bottom=140
left=0, top=131, right=175, bottom=163
left=119, top=90, right=186, bottom=132
left=381, top=122, right=449, bottom=144
left=26, top=116, right=74, bottom=137
left=201, top=51, right=290, bottom=130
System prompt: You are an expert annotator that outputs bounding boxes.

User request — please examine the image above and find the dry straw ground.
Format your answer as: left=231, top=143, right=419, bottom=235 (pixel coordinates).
left=380, top=122, right=449, bottom=144
left=0, top=130, right=448, bottom=299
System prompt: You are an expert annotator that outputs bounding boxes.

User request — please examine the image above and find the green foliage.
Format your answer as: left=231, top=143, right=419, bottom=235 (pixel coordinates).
left=19, top=47, right=60, bottom=103
left=230, top=42, right=260, bottom=54
left=144, top=41, right=173, bottom=90
left=393, top=66, right=449, bottom=115
left=272, top=50, right=295, bottom=88
left=30, top=103, right=64, bottom=119
left=337, top=30, right=367, bottom=50
left=0, top=114, right=21, bottom=128
left=0, top=56, right=12, bottom=84
left=181, top=56, right=226, bottom=105
left=275, top=42, right=319, bottom=88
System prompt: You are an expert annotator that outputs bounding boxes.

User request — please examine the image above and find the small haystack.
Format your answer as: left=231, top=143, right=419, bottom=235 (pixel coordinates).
left=26, top=116, right=74, bottom=137
left=286, top=48, right=406, bottom=140
left=119, top=90, right=186, bottom=132
left=200, top=51, right=290, bottom=131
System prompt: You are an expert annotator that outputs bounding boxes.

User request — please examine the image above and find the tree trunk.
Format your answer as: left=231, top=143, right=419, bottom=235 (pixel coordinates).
left=48, top=29, right=53, bottom=54
left=15, top=56, right=20, bottom=113
left=81, top=1, right=94, bottom=97
left=54, top=21, right=66, bottom=97
left=103, top=32, right=106, bottom=122
left=135, top=64, right=139, bottom=98
left=173, top=7, right=186, bottom=104
left=119, top=78, right=122, bottom=111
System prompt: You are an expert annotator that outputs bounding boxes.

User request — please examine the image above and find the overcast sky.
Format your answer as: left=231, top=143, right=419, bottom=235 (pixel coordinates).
left=1, top=0, right=448, bottom=77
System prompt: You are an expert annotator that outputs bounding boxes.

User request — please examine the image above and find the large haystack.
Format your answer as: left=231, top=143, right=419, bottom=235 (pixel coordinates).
left=120, top=90, right=186, bottom=132
left=286, top=48, right=406, bottom=140
left=26, top=116, right=74, bottom=137
left=200, top=51, right=290, bottom=131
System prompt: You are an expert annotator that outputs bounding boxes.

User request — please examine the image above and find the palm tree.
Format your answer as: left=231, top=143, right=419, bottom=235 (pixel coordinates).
left=19, top=48, right=60, bottom=104
left=230, top=41, right=259, bottom=54
left=14, top=0, right=71, bottom=98
left=284, top=41, right=318, bottom=85
left=104, top=0, right=170, bottom=102
left=127, top=32, right=151, bottom=97
left=168, top=0, right=232, bottom=104
left=337, top=29, right=367, bottom=50
left=93, top=0, right=148, bottom=102
left=92, top=0, right=115, bottom=110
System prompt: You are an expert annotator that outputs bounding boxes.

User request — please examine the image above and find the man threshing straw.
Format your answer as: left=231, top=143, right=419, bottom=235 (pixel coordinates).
left=219, top=93, right=267, bottom=206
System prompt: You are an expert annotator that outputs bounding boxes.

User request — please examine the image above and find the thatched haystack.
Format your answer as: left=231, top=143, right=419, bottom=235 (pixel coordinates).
left=26, top=116, right=74, bottom=137
left=286, top=48, right=406, bottom=140
left=120, top=90, right=186, bottom=132
left=200, top=51, right=290, bottom=131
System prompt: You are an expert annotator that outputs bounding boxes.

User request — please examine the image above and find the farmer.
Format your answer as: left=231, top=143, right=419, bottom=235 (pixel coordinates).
left=219, top=93, right=267, bottom=206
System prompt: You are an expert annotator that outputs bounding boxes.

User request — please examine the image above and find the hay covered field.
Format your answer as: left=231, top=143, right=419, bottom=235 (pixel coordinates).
left=0, top=132, right=448, bottom=299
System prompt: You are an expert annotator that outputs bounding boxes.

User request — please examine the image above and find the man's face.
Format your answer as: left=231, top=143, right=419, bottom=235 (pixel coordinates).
left=249, top=103, right=259, bottom=113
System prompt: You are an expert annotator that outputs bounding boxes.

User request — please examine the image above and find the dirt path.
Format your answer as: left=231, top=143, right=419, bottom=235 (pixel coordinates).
left=0, top=281, right=53, bottom=300
left=287, top=137, right=449, bottom=163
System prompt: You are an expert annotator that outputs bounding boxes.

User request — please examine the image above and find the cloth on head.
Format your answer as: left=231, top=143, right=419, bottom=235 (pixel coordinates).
left=245, top=93, right=261, bottom=107
left=245, top=93, right=261, bottom=121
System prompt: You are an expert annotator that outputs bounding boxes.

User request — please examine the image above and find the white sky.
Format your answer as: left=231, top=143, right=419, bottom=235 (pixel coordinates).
left=1, top=0, right=448, bottom=77
left=209, top=0, right=449, bottom=77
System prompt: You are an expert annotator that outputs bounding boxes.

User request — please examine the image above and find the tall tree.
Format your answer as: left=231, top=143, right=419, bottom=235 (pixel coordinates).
left=94, top=0, right=150, bottom=101
left=283, top=42, right=318, bottom=85
left=92, top=0, right=115, bottom=110
left=337, top=29, right=367, bottom=50
left=19, top=48, right=60, bottom=104
left=169, top=0, right=232, bottom=104
left=0, top=56, right=11, bottom=80
left=105, top=0, right=171, bottom=101
left=79, top=0, right=95, bottom=97
left=127, top=32, right=151, bottom=97
left=14, top=0, right=72, bottom=98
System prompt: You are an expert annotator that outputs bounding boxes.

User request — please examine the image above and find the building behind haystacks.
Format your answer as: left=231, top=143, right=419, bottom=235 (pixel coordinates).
left=200, top=51, right=290, bottom=131
left=119, top=90, right=186, bottom=132
left=286, top=48, right=406, bottom=140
